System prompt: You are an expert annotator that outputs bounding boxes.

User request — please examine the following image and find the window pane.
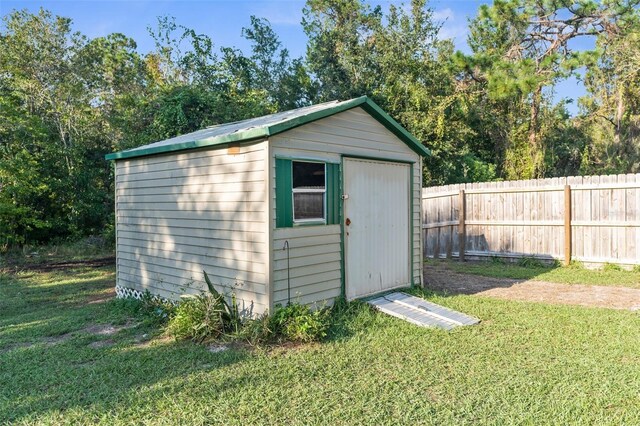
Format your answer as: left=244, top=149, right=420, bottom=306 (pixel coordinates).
left=293, top=161, right=325, bottom=189
left=293, top=193, right=324, bottom=220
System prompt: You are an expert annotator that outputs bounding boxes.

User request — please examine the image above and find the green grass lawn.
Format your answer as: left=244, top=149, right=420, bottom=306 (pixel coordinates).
left=427, top=258, right=640, bottom=288
left=2, top=265, right=640, bottom=425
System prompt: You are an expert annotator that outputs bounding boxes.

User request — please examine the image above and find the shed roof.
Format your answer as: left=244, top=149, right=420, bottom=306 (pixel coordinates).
left=105, top=96, right=430, bottom=160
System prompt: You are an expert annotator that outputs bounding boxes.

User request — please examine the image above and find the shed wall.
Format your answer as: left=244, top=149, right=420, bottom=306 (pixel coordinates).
left=115, top=141, right=269, bottom=315
left=270, top=107, right=422, bottom=308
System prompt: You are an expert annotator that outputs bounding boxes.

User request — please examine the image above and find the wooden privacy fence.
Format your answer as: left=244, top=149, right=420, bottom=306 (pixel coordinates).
left=422, top=173, right=640, bottom=266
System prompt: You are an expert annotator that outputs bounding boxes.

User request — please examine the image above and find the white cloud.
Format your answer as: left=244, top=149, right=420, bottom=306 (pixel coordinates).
left=432, top=7, right=469, bottom=51
left=439, top=22, right=467, bottom=40
left=433, top=7, right=455, bottom=22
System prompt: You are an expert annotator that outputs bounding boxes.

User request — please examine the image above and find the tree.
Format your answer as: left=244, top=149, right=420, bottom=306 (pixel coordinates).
left=142, top=15, right=316, bottom=143
left=303, top=0, right=493, bottom=184
left=462, top=0, right=639, bottom=178
left=578, top=8, right=640, bottom=173
left=0, top=9, right=146, bottom=243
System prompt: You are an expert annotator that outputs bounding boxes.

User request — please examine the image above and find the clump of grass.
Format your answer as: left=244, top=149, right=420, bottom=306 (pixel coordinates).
left=166, top=271, right=240, bottom=342
left=517, top=257, right=544, bottom=268
left=167, top=294, right=233, bottom=342
left=109, top=290, right=175, bottom=326
left=269, top=303, right=330, bottom=343
left=602, top=262, right=623, bottom=272
left=568, top=260, right=585, bottom=269
left=240, top=303, right=331, bottom=346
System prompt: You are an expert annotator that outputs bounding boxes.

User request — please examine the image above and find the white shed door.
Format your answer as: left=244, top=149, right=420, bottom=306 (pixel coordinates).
left=343, top=158, right=410, bottom=300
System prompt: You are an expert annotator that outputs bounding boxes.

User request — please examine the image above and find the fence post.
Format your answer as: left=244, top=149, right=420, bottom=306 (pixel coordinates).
left=458, top=189, right=466, bottom=262
left=564, top=184, right=572, bottom=266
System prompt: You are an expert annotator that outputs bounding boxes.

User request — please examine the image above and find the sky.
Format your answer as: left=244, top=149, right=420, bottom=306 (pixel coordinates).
left=1, top=0, right=586, bottom=114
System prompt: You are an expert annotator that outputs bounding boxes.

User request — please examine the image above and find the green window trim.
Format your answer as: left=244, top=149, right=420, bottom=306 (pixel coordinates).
left=275, top=158, right=340, bottom=228
left=326, top=162, right=340, bottom=225
left=275, top=158, right=293, bottom=228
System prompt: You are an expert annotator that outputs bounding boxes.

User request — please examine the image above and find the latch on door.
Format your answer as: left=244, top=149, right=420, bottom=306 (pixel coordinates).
left=341, top=194, right=349, bottom=200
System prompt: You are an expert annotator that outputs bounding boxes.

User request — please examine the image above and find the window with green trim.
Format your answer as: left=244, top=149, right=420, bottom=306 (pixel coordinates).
left=276, top=159, right=340, bottom=228
left=293, top=161, right=326, bottom=222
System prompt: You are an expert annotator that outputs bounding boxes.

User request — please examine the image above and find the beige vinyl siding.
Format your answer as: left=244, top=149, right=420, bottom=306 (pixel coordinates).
left=115, top=141, right=269, bottom=315
left=272, top=225, right=342, bottom=306
left=269, top=107, right=423, bottom=305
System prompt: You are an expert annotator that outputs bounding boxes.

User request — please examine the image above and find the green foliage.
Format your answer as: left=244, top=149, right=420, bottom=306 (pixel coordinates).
left=112, top=290, right=176, bottom=326
left=167, top=271, right=241, bottom=342
left=139, top=291, right=176, bottom=324
left=568, top=260, right=585, bottom=269
left=602, top=262, right=623, bottom=272
left=303, top=0, right=484, bottom=186
left=203, top=270, right=241, bottom=329
left=269, top=303, right=330, bottom=343
left=459, top=0, right=640, bottom=178
left=517, top=257, right=544, bottom=268
left=0, top=9, right=312, bottom=249
left=2, top=3, right=640, bottom=248
left=167, top=294, right=229, bottom=342
left=240, top=303, right=331, bottom=345
left=578, top=19, right=640, bottom=173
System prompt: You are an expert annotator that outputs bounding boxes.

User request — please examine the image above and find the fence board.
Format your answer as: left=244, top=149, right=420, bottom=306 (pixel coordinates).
left=423, top=173, right=640, bottom=266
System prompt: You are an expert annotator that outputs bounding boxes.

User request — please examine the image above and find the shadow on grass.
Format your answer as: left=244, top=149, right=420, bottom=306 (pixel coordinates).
left=423, top=258, right=562, bottom=296
left=423, top=257, right=640, bottom=295
left=0, top=265, right=249, bottom=423
left=1, top=336, right=249, bottom=423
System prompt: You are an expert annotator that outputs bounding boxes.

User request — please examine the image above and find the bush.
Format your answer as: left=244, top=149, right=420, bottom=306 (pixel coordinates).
left=139, top=291, right=175, bottom=324
left=239, top=303, right=331, bottom=345
left=239, top=313, right=274, bottom=346
left=269, top=303, right=330, bottom=343
left=167, top=294, right=227, bottom=342
left=166, top=271, right=240, bottom=342
left=164, top=272, right=330, bottom=345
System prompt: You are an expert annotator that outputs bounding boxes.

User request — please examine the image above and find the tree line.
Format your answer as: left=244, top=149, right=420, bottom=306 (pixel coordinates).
left=1, top=0, right=639, bottom=247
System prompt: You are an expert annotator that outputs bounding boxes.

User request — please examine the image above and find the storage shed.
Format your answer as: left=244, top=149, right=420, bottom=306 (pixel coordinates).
left=106, top=96, right=430, bottom=315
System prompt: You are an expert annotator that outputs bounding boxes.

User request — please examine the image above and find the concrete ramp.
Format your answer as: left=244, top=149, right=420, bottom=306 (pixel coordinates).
left=368, top=292, right=480, bottom=330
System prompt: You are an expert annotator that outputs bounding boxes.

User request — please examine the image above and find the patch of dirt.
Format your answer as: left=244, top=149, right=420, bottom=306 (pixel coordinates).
left=42, top=333, right=74, bottom=345
left=82, top=321, right=138, bottom=336
left=424, top=263, right=640, bottom=311
left=0, top=342, right=35, bottom=354
left=2, top=334, right=75, bottom=353
left=131, top=334, right=173, bottom=349
left=88, top=339, right=115, bottom=349
left=207, top=344, right=228, bottom=353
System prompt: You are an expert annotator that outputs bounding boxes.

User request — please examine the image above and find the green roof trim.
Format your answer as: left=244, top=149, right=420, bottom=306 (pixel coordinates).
left=105, top=96, right=431, bottom=161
